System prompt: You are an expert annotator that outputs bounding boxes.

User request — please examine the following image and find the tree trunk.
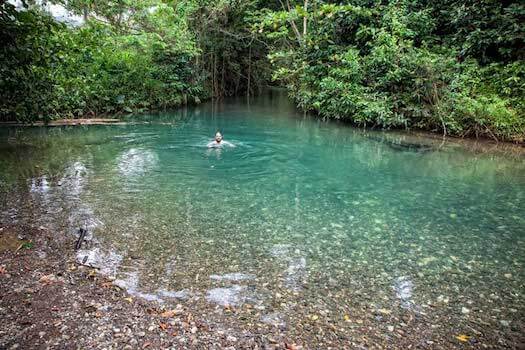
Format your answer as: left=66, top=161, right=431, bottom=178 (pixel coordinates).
left=221, top=55, right=226, bottom=98
left=83, top=6, right=89, bottom=22
left=247, top=43, right=252, bottom=98
left=279, top=0, right=302, bottom=44
left=303, top=0, right=308, bottom=36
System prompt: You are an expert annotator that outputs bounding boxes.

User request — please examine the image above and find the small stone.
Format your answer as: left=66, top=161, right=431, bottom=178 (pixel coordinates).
left=226, top=335, right=238, bottom=342
left=137, top=331, right=146, bottom=337
left=500, top=320, right=510, bottom=327
left=377, top=308, right=391, bottom=315
left=504, top=273, right=512, bottom=279
left=38, top=331, right=46, bottom=338
left=387, top=326, right=394, bottom=332
left=461, top=307, right=470, bottom=314
left=437, top=295, right=449, bottom=304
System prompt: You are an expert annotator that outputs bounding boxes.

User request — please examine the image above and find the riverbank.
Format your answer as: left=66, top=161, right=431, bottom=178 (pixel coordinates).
left=0, top=225, right=290, bottom=350
left=1, top=224, right=523, bottom=349
left=0, top=119, right=126, bottom=127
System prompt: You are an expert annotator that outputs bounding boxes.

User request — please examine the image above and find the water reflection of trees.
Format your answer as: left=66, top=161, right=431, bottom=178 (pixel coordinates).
left=351, top=131, right=525, bottom=183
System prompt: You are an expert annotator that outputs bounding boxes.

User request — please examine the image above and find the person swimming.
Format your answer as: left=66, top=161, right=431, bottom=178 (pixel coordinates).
left=207, top=131, right=235, bottom=148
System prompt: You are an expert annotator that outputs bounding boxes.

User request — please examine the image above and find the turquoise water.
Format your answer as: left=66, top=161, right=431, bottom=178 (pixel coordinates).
left=1, top=92, right=524, bottom=346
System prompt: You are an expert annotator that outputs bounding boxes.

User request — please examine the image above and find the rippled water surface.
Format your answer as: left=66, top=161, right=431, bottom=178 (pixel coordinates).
left=1, top=92, right=524, bottom=346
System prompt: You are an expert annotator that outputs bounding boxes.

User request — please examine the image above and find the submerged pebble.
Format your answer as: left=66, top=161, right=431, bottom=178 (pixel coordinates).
left=393, top=276, right=414, bottom=308
left=261, top=312, right=286, bottom=328
left=206, top=285, right=247, bottom=306
left=157, top=289, right=190, bottom=300
left=210, top=273, right=255, bottom=282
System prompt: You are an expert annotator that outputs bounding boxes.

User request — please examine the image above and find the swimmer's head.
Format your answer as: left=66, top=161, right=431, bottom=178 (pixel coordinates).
left=215, top=132, right=223, bottom=143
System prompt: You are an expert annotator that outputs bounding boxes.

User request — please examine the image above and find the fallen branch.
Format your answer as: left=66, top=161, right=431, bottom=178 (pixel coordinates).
left=75, top=228, right=87, bottom=251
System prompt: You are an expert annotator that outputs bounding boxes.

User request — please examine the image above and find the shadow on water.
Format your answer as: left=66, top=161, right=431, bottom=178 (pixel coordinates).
left=366, top=134, right=436, bottom=154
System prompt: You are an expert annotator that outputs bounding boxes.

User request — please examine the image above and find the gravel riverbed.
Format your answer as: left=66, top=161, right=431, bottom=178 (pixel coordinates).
left=0, top=225, right=523, bottom=350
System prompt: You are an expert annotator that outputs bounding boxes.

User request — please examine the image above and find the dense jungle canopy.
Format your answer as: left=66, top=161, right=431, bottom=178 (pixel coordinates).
left=1, top=0, right=524, bottom=141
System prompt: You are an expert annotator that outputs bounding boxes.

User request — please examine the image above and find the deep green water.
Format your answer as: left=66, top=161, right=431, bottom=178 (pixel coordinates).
left=1, top=92, right=524, bottom=341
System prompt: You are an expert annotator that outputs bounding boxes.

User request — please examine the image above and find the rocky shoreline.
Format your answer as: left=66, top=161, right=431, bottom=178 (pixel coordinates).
left=0, top=225, right=297, bottom=350
left=1, top=225, right=524, bottom=349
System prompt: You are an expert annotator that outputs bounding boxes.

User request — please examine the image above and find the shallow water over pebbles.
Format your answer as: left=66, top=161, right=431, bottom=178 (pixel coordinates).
left=1, top=92, right=524, bottom=347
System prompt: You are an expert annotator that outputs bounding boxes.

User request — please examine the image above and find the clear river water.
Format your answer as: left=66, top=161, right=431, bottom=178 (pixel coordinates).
left=1, top=91, right=524, bottom=348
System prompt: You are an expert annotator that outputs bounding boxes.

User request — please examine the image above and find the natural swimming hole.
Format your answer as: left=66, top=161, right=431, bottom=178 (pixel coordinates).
left=1, top=92, right=524, bottom=347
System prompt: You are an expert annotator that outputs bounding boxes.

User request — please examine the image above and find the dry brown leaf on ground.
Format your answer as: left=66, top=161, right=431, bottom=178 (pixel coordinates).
left=160, top=309, right=181, bottom=318
left=456, top=334, right=470, bottom=342
left=100, top=281, right=113, bottom=288
left=39, top=274, right=58, bottom=285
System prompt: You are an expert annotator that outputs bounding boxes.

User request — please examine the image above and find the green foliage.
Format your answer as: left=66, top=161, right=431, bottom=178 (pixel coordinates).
left=47, top=24, right=202, bottom=115
left=1, top=0, right=271, bottom=121
left=0, top=3, right=63, bottom=122
left=438, top=60, right=525, bottom=141
left=1, top=0, right=523, bottom=141
left=0, top=1, right=204, bottom=121
left=259, top=0, right=524, bottom=142
left=21, top=241, right=34, bottom=250
left=427, top=0, right=525, bottom=63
